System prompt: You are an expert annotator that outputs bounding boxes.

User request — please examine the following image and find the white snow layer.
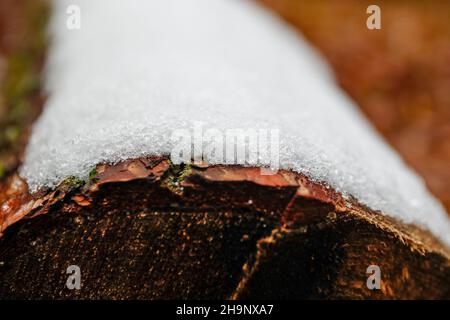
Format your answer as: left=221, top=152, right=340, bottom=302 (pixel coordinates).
left=20, top=0, right=450, bottom=245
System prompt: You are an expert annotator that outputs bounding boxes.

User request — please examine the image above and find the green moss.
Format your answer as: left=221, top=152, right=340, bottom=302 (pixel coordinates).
left=88, top=167, right=98, bottom=181
left=63, top=176, right=85, bottom=188
left=162, top=161, right=192, bottom=194
left=177, top=164, right=192, bottom=182
left=4, top=126, right=21, bottom=144
left=0, top=163, right=5, bottom=179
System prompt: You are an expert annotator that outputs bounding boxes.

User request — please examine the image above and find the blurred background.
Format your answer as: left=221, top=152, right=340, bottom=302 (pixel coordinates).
left=1, top=0, right=449, bottom=214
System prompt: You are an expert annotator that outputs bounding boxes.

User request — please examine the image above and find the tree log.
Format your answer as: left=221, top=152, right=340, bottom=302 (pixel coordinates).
left=1, top=0, right=450, bottom=300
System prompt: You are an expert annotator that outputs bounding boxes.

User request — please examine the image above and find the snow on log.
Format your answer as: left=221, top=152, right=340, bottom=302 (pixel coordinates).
left=19, top=0, right=450, bottom=245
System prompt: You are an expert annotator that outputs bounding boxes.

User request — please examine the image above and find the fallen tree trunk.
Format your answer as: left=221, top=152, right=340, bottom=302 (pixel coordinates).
left=1, top=0, right=450, bottom=300
left=1, top=157, right=449, bottom=299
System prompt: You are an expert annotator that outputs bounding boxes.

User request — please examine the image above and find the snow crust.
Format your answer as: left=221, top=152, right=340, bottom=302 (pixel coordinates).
left=20, top=0, right=450, bottom=245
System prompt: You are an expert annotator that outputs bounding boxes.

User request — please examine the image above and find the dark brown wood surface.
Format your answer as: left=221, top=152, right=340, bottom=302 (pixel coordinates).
left=1, top=158, right=449, bottom=299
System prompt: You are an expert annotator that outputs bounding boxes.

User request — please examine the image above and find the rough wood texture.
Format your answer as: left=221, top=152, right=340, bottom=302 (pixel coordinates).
left=0, top=157, right=449, bottom=299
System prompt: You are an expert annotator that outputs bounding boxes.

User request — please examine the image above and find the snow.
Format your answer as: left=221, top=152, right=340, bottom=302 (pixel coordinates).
left=20, top=0, right=450, bottom=245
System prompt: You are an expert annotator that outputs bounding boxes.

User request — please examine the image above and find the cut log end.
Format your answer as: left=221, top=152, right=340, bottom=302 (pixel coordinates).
left=0, top=157, right=449, bottom=299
